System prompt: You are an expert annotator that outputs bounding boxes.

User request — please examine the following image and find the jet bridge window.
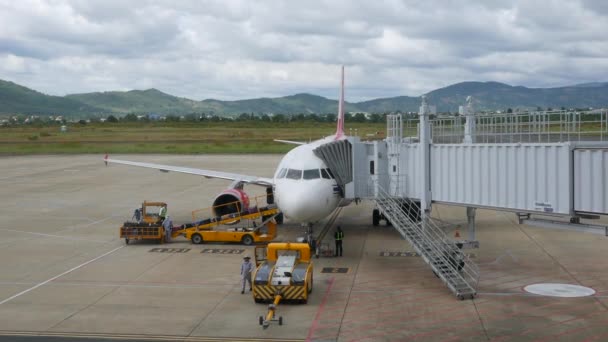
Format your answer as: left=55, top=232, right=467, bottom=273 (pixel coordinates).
left=321, top=169, right=331, bottom=179
left=286, top=169, right=303, bottom=180
left=303, top=169, right=320, bottom=180
left=277, top=168, right=287, bottom=178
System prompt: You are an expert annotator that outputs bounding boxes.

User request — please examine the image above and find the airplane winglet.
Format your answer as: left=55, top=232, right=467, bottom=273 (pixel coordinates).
left=335, top=65, right=345, bottom=140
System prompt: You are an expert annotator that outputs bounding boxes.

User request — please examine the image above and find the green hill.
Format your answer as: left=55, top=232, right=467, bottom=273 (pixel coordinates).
left=0, top=80, right=100, bottom=115
left=66, top=88, right=206, bottom=115
left=2, top=79, right=608, bottom=116
left=204, top=93, right=359, bottom=115
left=358, top=81, right=608, bottom=112
left=424, top=82, right=608, bottom=112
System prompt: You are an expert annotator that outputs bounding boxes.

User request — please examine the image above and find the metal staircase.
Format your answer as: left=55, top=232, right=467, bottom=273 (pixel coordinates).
left=375, top=185, right=479, bottom=299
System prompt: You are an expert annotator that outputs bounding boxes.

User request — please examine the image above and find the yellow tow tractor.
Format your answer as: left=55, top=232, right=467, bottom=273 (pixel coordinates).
left=120, top=201, right=167, bottom=244
left=252, top=242, right=314, bottom=329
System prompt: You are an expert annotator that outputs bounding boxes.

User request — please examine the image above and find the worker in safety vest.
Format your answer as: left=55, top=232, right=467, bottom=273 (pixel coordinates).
left=159, top=205, right=167, bottom=222
left=334, top=226, right=344, bottom=257
left=240, top=255, right=254, bottom=294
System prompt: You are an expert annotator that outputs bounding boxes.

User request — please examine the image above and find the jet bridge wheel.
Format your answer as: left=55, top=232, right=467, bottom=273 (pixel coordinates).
left=191, top=233, right=203, bottom=245
left=372, top=209, right=380, bottom=226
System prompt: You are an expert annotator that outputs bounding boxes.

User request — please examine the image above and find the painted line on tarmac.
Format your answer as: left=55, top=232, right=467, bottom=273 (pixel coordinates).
left=477, top=291, right=608, bottom=297
left=0, top=245, right=124, bottom=305
left=0, top=280, right=237, bottom=290
left=57, top=215, right=118, bottom=233
left=0, top=228, right=107, bottom=243
left=306, top=277, right=335, bottom=342
left=0, top=331, right=305, bottom=341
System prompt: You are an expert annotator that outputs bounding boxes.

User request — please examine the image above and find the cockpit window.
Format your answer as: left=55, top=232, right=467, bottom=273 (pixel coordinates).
left=325, top=168, right=335, bottom=179
left=277, top=168, right=287, bottom=178
left=321, top=169, right=331, bottom=179
left=303, top=169, right=320, bottom=180
left=286, top=169, right=302, bottom=180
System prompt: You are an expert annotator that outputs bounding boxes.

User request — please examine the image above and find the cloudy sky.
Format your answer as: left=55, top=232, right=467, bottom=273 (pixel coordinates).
left=0, top=0, right=607, bottom=101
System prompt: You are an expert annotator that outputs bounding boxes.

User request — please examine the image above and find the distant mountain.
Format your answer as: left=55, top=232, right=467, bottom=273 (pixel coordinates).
left=572, top=82, right=608, bottom=88
left=0, top=80, right=100, bottom=115
left=423, top=81, right=608, bottom=112
left=66, top=88, right=207, bottom=115
left=1, top=79, right=608, bottom=116
left=202, top=93, right=359, bottom=115
left=356, top=95, right=420, bottom=113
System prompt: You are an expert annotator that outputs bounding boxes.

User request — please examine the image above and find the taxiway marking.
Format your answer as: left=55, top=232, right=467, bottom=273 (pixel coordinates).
left=0, top=228, right=107, bottom=243
left=0, top=245, right=124, bottom=305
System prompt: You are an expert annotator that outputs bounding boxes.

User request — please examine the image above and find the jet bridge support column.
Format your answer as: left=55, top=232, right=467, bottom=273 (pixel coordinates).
left=463, top=96, right=476, bottom=241
left=463, top=96, right=476, bottom=144
left=419, top=96, right=432, bottom=221
left=466, top=207, right=476, bottom=241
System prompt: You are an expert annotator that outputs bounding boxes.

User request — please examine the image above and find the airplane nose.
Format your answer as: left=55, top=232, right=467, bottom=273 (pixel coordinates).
left=275, top=183, right=323, bottom=223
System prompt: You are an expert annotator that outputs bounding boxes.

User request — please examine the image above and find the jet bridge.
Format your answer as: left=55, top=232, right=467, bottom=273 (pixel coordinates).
left=338, top=97, right=608, bottom=299
left=313, top=139, right=354, bottom=194
left=347, top=100, right=608, bottom=220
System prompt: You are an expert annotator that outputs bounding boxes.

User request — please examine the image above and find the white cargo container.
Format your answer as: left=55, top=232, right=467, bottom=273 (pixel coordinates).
left=574, top=148, right=608, bottom=214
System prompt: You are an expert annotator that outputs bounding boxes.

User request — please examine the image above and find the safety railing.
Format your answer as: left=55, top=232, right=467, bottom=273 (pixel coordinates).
left=189, top=195, right=278, bottom=230
left=405, top=109, right=607, bottom=144
left=375, top=184, right=479, bottom=299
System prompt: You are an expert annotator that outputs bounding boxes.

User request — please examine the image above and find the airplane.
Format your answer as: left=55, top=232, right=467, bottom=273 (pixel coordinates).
left=104, top=66, right=349, bottom=228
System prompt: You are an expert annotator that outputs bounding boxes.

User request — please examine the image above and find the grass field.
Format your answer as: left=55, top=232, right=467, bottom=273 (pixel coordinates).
left=0, top=122, right=386, bottom=155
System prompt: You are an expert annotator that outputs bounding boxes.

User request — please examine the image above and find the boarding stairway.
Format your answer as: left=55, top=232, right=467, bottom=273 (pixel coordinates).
left=375, top=185, right=479, bottom=299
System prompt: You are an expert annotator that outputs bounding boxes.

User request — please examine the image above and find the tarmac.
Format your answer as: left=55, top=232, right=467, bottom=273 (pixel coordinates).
left=1, top=154, right=608, bottom=342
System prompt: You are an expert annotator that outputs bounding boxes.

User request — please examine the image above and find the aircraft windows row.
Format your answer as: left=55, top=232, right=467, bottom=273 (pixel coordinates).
left=277, top=168, right=335, bottom=180
left=303, top=169, right=320, bottom=179
left=286, top=169, right=303, bottom=180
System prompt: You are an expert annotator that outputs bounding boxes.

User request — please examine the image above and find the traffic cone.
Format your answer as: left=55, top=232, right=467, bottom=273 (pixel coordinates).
left=454, top=228, right=461, bottom=238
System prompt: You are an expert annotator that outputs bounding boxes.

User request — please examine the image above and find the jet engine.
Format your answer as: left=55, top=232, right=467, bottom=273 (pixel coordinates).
left=212, top=188, right=250, bottom=217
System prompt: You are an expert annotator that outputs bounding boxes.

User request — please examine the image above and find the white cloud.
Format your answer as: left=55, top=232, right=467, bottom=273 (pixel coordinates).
left=0, top=0, right=606, bottom=101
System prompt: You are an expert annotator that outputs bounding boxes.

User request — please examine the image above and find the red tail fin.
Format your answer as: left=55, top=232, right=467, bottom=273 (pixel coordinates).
left=335, top=66, right=345, bottom=139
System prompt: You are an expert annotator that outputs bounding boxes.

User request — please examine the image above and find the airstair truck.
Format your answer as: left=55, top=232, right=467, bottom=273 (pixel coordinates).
left=252, top=242, right=313, bottom=328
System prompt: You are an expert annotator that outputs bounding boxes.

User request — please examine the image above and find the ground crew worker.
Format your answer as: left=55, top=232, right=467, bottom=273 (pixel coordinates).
left=159, top=205, right=167, bottom=222
left=163, top=216, right=173, bottom=242
left=241, top=255, right=254, bottom=294
left=334, top=226, right=344, bottom=257
left=132, top=207, right=142, bottom=223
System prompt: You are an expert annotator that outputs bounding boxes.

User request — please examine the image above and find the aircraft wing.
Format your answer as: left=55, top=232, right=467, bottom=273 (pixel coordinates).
left=104, top=156, right=274, bottom=187
left=273, top=139, right=306, bottom=145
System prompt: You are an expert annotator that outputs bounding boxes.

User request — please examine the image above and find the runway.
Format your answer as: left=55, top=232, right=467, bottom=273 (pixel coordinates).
left=1, top=155, right=608, bottom=341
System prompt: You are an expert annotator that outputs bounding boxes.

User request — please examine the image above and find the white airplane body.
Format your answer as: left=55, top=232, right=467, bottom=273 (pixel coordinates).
left=105, top=67, right=348, bottom=225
